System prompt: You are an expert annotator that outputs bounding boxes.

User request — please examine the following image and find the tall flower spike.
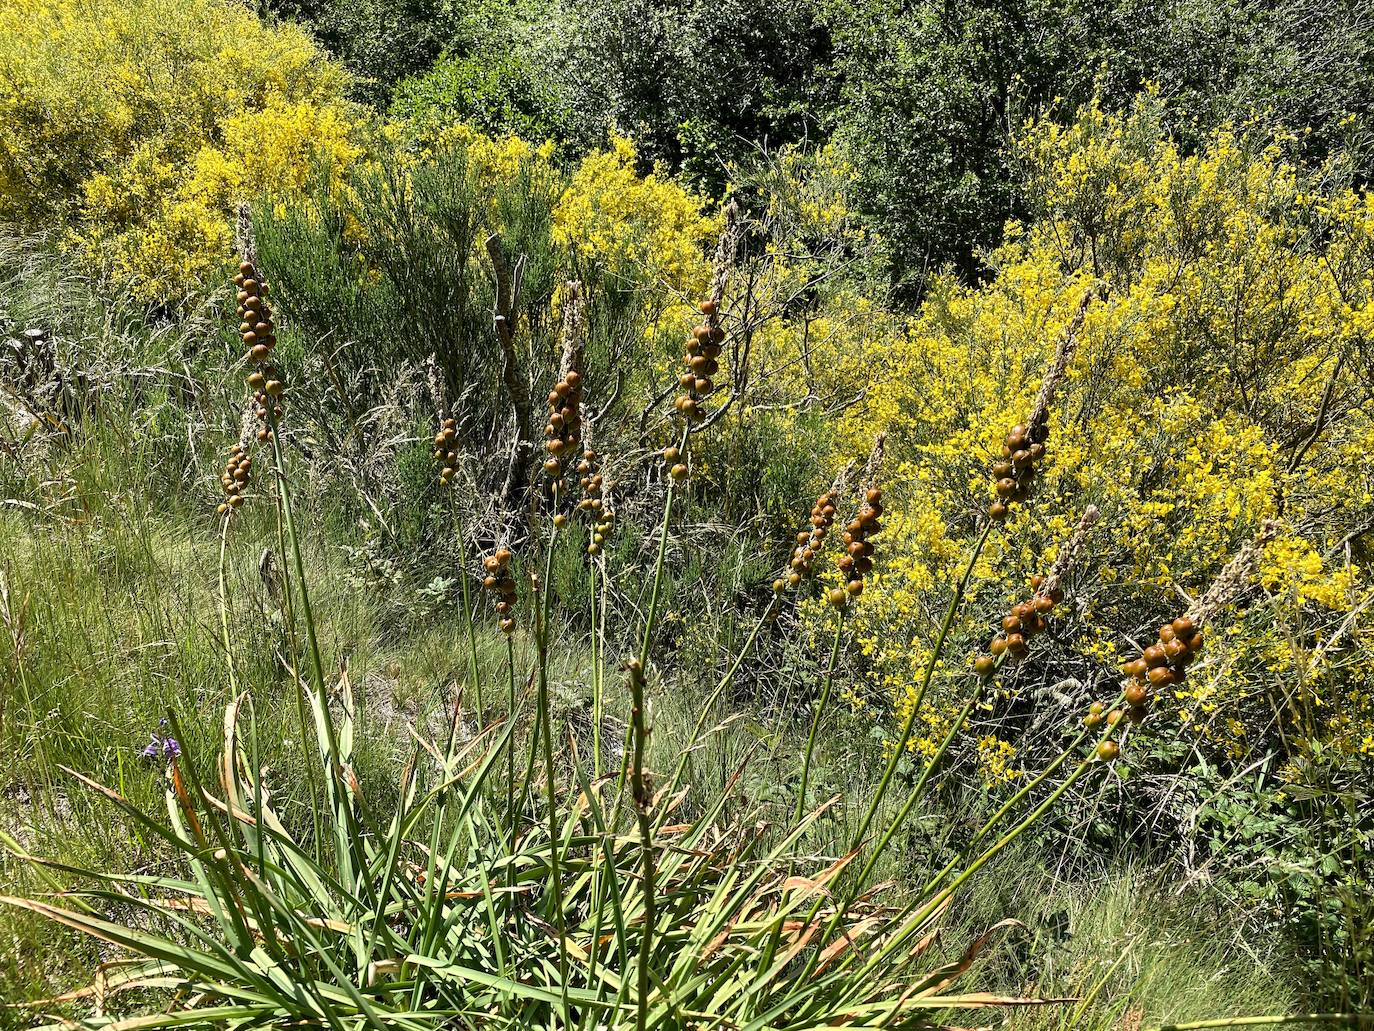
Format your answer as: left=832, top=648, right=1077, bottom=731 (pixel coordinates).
left=989, top=286, right=1096, bottom=522
left=774, top=460, right=856, bottom=596
left=482, top=547, right=517, bottom=635
left=1089, top=518, right=1278, bottom=746
left=833, top=435, right=886, bottom=609
left=216, top=444, right=252, bottom=515
left=676, top=313, right=722, bottom=427
left=780, top=489, right=839, bottom=591
left=541, top=370, right=583, bottom=481
left=434, top=417, right=459, bottom=486
left=975, top=505, right=1098, bottom=678
left=577, top=445, right=614, bottom=554
left=235, top=257, right=283, bottom=443
left=544, top=282, right=586, bottom=483
left=671, top=201, right=740, bottom=448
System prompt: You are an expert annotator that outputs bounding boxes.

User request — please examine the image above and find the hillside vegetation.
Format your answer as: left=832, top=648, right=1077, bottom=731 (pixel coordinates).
left=0, top=0, right=1371, bottom=1026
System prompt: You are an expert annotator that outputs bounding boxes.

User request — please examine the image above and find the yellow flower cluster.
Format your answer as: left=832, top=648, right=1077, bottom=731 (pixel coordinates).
left=552, top=134, right=717, bottom=297
left=817, top=95, right=1374, bottom=770
left=0, top=0, right=359, bottom=305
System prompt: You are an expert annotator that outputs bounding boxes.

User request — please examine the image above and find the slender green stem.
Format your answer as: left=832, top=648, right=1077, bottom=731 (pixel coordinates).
left=267, top=424, right=321, bottom=857
left=796, top=608, right=844, bottom=824
left=850, top=521, right=993, bottom=853
left=852, top=676, right=984, bottom=887
left=858, top=748, right=1098, bottom=980
left=629, top=661, right=655, bottom=1031
left=616, top=429, right=687, bottom=807
left=217, top=513, right=238, bottom=697
left=267, top=414, right=356, bottom=888
left=505, top=633, right=517, bottom=844
left=537, top=509, right=571, bottom=1028
left=639, top=437, right=687, bottom=670
left=619, top=426, right=689, bottom=1029
left=268, top=421, right=333, bottom=751
left=591, top=556, right=603, bottom=779
left=451, top=491, right=483, bottom=736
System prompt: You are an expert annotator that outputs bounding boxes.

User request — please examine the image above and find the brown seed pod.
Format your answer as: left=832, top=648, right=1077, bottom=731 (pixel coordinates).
left=1147, top=666, right=1176, bottom=686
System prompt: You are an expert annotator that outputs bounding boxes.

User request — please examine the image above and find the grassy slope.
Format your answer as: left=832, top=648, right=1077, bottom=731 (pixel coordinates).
left=0, top=248, right=1301, bottom=1023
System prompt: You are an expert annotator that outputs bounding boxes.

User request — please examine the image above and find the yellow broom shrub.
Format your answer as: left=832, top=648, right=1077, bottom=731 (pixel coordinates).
left=0, top=0, right=360, bottom=305
left=817, top=94, right=1374, bottom=769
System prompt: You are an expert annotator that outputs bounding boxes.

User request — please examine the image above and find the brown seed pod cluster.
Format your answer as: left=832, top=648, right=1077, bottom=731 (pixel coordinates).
left=974, top=574, right=1064, bottom=677
left=831, top=487, right=882, bottom=608
left=1104, top=615, right=1204, bottom=727
left=675, top=299, right=724, bottom=426
left=576, top=448, right=615, bottom=555
left=482, top=547, right=517, bottom=635
left=542, top=371, right=584, bottom=480
left=216, top=444, right=251, bottom=514
left=774, top=489, right=839, bottom=595
left=989, top=414, right=1049, bottom=521
left=235, top=260, right=283, bottom=443
left=433, top=418, right=458, bottom=486
left=662, top=444, right=688, bottom=483
left=1083, top=700, right=1126, bottom=761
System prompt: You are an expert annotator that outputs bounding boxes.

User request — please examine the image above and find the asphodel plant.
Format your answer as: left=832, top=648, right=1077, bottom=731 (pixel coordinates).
left=6, top=256, right=1346, bottom=1031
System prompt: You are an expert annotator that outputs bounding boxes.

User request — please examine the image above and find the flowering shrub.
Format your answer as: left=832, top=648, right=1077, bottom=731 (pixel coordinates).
left=821, top=95, right=1374, bottom=770
left=553, top=133, right=717, bottom=298
left=0, top=0, right=359, bottom=305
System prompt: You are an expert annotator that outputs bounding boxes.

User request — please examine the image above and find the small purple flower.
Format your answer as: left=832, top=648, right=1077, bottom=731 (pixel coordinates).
left=139, top=728, right=181, bottom=764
